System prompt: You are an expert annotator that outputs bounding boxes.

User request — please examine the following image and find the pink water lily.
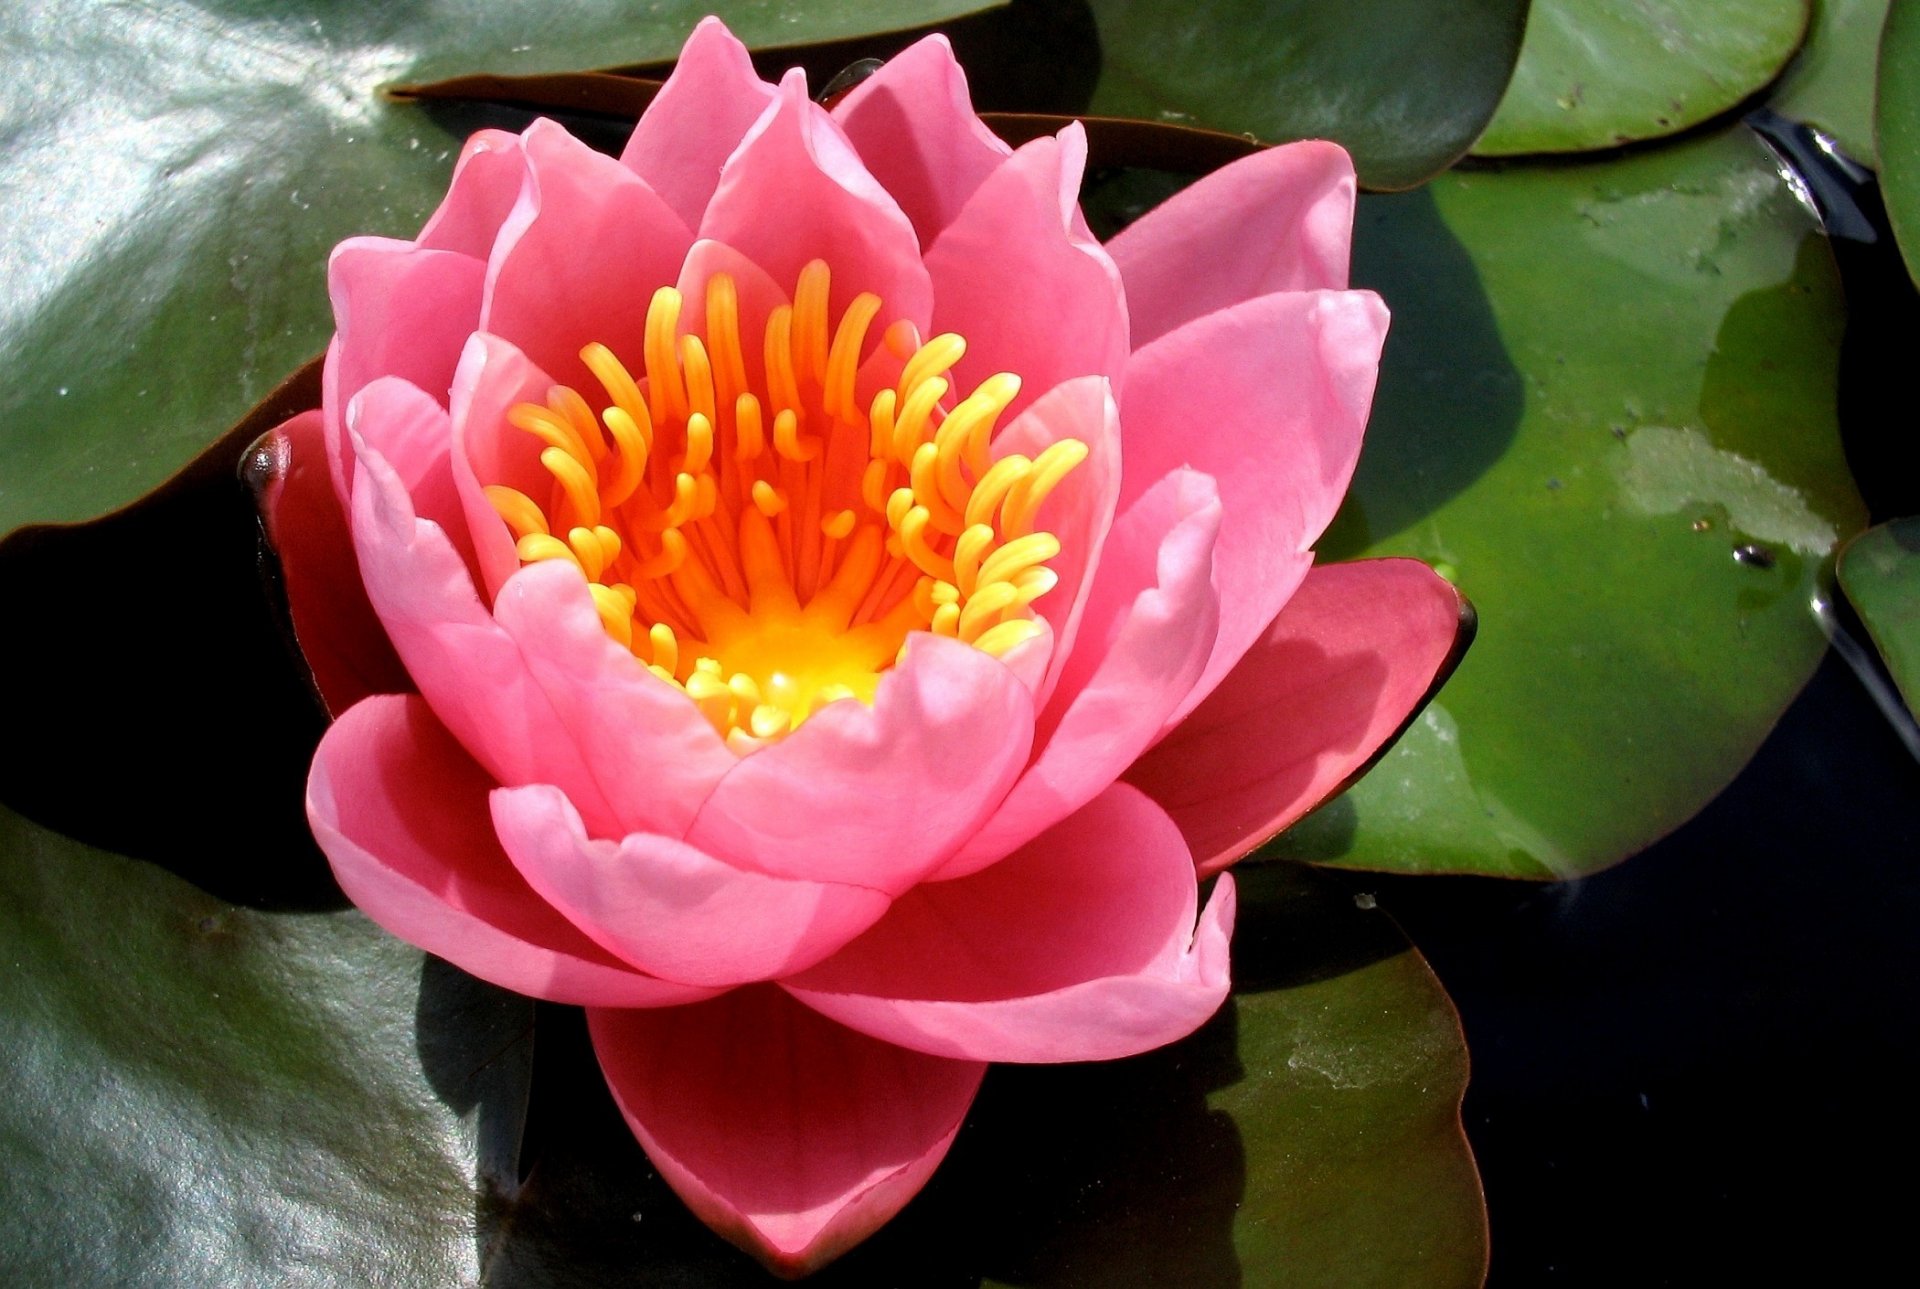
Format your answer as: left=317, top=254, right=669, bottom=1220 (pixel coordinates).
left=257, top=17, right=1466, bottom=1275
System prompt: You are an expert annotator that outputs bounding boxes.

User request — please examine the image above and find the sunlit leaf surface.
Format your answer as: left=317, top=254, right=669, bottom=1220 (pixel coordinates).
left=0, top=0, right=995, bottom=540
left=1877, top=0, right=1920, bottom=281
left=1475, top=0, right=1810, bottom=155
left=1270, top=127, right=1863, bottom=878
left=1838, top=518, right=1920, bottom=718
left=1769, top=0, right=1893, bottom=163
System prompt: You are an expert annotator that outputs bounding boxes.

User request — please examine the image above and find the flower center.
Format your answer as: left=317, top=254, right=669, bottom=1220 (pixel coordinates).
left=484, top=259, right=1084, bottom=748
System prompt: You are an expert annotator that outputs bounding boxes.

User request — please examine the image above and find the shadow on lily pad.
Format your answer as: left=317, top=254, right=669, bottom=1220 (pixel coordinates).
left=0, top=394, right=339, bottom=910
left=470, top=864, right=1422, bottom=1287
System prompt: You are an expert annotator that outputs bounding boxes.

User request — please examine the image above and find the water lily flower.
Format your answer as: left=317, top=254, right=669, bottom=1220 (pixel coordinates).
left=256, top=17, right=1466, bottom=1275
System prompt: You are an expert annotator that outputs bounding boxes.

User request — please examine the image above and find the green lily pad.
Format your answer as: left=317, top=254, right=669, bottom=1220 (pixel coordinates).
left=1273, top=126, right=1863, bottom=879
left=1837, top=517, right=1920, bottom=717
left=0, top=0, right=995, bottom=543
left=1878, top=0, right=1920, bottom=282
left=0, top=803, right=535, bottom=1283
left=1769, top=0, right=1893, bottom=162
left=0, top=805, right=1481, bottom=1283
left=1080, top=0, right=1532, bottom=190
left=1474, top=0, right=1811, bottom=155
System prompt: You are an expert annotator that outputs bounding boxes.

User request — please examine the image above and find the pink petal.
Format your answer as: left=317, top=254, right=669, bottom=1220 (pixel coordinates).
left=671, top=238, right=794, bottom=404
left=1130, top=558, right=1470, bottom=876
left=252, top=410, right=408, bottom=714
left=936, top=468, right=1222, bottom=879
left=323, top=237, right=486, bottom=504
left=487, top=559, right=740, bottom=838
left=348, top=437, right=611, bottom=824
left=923, top=123, right=1128, bottom=421
left=1108, top=140, right=1358, bottom=347
left=986, top=375, right=1122, bottom=712
left=446, top=333, right=554, bottom=598
left=417, top=129, right=529, bottom=258
left=308, top=694, right=711, bottom=1008
left=590, top=988, right=984, bottom=1277
left=342, top=376, right=474, bottom=570
left=699, top=69, right=932, bottom=331
left=1120, top=288, right=1389, bottom=727
left=685, top=633, right=1033, bottom=894
left=481, top=118, right=694, bottom=394
left=490, top=784, right=891, bottom=988
left=620, top=17, right=776, bottom=233
left=830, top=33, right=1011, bottom=246
left=785, top=784, right=1234, bottom=1063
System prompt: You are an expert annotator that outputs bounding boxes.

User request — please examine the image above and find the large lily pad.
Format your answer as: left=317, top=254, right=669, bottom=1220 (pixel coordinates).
left=1474, top=0, right=1811, bottom=155
left=1081, top=0, right=1531, bottom=190
left=1272, top=126, right=1863, bottom=878
left=0, top=807, right=1481, bottom=1284
left=0, top=0, right=994, bottom=542
left=1878, top=0, right=1920, bottom=281
left=0, top=803, right=535, bottom=1284
left=1838, top=517, right=1920, bottom=716
left=1769, top=0, right=1893, bottom=163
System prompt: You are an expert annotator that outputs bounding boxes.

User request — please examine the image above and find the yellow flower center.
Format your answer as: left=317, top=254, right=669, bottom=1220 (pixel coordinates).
left=484, top=259, right=1084, bottom=747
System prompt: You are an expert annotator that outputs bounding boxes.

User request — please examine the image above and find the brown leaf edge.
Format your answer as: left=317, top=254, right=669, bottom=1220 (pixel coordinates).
left=385, top=70, right=1269, bottom=176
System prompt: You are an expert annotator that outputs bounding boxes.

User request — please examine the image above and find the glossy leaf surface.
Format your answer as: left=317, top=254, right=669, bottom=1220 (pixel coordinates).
left=1878, top=0, right=1920, bottom=281
left=1475, top=0, right=1810, bottom=155
left=1838, top=517, right=1920, bottom=717
left=1769, top=0, right=1893, bottom=162
left=0, top=0, right=994, bottom=541
left=1270, top=127, right=1863, bottom=878
left=0, top=804, right=535, bottom=1285
left=0, top=809, right=1481, bottom=1284
left=1081, top=0, right=1531, bottom=189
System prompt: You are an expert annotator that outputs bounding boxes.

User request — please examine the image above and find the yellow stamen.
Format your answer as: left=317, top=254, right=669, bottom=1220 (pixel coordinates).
left=482, top=258, right=1087, bottom=745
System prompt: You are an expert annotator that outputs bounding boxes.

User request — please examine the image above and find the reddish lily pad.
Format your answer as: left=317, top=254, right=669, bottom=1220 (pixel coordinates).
left=0, top=807, right=1482, bottom=1284
left=1271, top=126, right=1864, bottom=879
left=0, top=0, right=998, bottom=542
left=1837, top=517, right=1920, bottom=717
left=1474, top=0, right=1811, bottom=155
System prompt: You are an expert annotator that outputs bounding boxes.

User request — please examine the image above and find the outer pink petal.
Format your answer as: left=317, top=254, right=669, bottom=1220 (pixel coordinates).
left=1130, top=558, right=1469, bottom=876
left=323, top=237, right=485, bottom=505
left=830, top=33, right=1011, bottom=246
left=590, top=989, right=984, bottom=1277
left=784, top=784, right=1234, bottom=1063
left=620, top=17, right=776, bottom=232
left=936, top=468, right=1222, bottom=879
left=986, top=374, right=1121, bottom=712
left=417, top=129, right=529, bottom=258
left=923, top=123, right=1128, bottom=421
left=685, top=633, right=1033, bottom=894
left=486, top=561, right=737, bottom=837
left=253, top=410, right=408, bottom=714
left=1108, top=140, right=1358, bottom=347
left=348, top=437, right=671, bottom=840
left=308, top=694, right=711, bottom=1008
left=699, top=69, right=932, bottom=330
left=491, top=784, right=891, bottom=988
left=1120, top=288, right=1389, bottom=728
left=350, top=438, right=731, bottom=839
left=481, top=119, right=694, bottom=394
